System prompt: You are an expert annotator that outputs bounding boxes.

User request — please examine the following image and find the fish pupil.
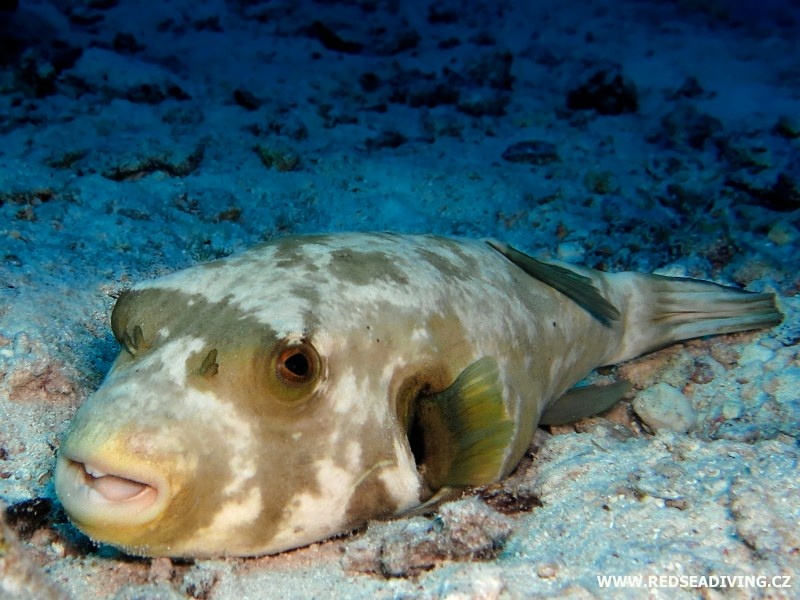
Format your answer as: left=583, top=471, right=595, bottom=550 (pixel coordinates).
left=283, top=351, right=309, bottom=378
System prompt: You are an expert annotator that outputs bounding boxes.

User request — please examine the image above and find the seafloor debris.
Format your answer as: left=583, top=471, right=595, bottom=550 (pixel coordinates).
left=253, top=143, right=301, bottom=172
left=4, top=497, right=53, bottom=539
left=729, top=453, right=800, bottom=559
left=0, top=504, right=68, bottom=600
left=102, top=144, right=205, bottom=181
left=342, top=496, right=514, bottom=578
left=501, top=140, right=560, bottom=165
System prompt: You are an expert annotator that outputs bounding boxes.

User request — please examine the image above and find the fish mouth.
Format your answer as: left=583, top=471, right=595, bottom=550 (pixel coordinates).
left=74, top=460, right=156, bottom=503
left=54, top=452, right=168, bottom=529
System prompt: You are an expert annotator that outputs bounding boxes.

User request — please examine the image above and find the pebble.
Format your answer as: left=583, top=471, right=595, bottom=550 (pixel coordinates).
left=721, top=399, right=742, bottom=420
left=737, top=344, right=774, bottom=366
left=767, top=221, right=798, bottom=245
left=500, top=140, right=560, bottom=165
left=763, top=368, right=800, bottom=405
left=632, top=383, right=696, bottom=433
left=536, top=562, right=559, bottom=578
left=556, top=242, right=585, bottom=262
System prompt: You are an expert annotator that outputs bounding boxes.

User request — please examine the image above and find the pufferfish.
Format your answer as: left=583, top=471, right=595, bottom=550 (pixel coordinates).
left=54, top=233, right=781, bottom=558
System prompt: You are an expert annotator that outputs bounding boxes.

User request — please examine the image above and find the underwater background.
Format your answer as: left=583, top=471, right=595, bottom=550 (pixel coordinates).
left=0, top=0, right=798, bottom=598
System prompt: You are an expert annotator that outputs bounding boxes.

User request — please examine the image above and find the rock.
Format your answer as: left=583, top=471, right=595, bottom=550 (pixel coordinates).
left=632, top=383, right=696, bottom=433
left=457, top=89, right=509, bottom=116
left=253, top=143, right=300, bottom=172
left=307, top=21, right=363, bottom=54
left=767, top=221, right=799, bottom=245
left=737, top=344, right=774, bottom=366
left=566, top=66, right=638, bottom=115
left=364, top=130, right=407, bottom=151
left=501, top=140, right=560, bottom=165
left=761, top=368, right=800, bottom=437
left=232, top=88, right=262, bottom=111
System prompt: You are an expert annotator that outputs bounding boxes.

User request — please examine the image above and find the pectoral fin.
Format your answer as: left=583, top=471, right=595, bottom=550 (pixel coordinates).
left=539, top=380, right=632, bottom=426
left=398, top=486, right=463, bottom=518
left=410, top=357, right=514, bottom=492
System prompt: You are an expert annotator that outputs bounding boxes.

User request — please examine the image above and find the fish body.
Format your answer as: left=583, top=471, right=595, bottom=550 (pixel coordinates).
left=54, top=233, right=781, bottom=557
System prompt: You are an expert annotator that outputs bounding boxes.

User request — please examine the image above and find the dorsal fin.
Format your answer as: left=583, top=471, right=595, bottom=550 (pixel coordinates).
left=411, top=357, right=514, bottom=492
left=486, top=240, right=620, bottom=323
left=539, top=380, right=632, bottom=425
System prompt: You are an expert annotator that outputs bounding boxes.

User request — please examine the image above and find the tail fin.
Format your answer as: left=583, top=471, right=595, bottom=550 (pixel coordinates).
left=608, top=273, right=782, bottom=364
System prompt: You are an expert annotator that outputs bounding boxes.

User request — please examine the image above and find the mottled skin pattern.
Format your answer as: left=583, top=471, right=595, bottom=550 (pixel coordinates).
left=53, top=233, right=775, bottom=557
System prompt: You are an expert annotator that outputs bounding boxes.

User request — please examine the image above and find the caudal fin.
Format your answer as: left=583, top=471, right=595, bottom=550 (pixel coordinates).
left=609, top=273, right=782, bottom=364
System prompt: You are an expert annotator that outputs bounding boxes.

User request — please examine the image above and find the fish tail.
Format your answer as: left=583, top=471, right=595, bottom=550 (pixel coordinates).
left=606, top=273, right=782, bottom=364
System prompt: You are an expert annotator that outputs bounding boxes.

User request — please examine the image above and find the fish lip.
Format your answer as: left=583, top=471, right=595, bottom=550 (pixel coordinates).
left=54, top=450, right=170, bottom=529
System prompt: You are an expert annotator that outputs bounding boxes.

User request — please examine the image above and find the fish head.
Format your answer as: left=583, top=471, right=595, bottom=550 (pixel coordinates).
left=54, top=278, right=424, bottom=557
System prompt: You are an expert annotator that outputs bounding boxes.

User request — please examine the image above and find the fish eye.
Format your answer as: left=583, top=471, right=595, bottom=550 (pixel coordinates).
left=274, top=340, right=321, bottom=388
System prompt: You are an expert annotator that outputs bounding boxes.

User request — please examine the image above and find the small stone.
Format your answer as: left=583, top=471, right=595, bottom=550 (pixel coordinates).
left=556, top=242, right=585, bottom=262
left=457, top=89, right=509, bottom=116
left=665, top=498, right=688, bottom=510
left=763, top=368, right=800, bottom=405
left=632, top=383, right=696, bottom=433
left=738, top=344, right=774, bottom=366
left=767, top=221, right=798, bottom=246
left=232, top=88, right=262, bottom=111
left=721, top=399, right=742, bottom=420
left=501, top=140, right=560, bottom=165
left=180, top=564, right=220, bottom=599
left=253, top=143, right=300, bottom=172
left=536, top=562, right=559, bottom=578
left=148, top=557, right=175, bottom=583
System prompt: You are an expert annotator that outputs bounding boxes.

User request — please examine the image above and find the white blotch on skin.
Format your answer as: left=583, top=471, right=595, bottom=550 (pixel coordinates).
left=345, top=440, right=362, bottom=472
left=378, top=438, right=422, bottom=511
left=380, top=356, right=407, bottom=389
left=410, top=327, right=430, bottom=342
left=274, top=458, right=354, bottom=546
left=133, top=338, right=260, bottom=497
left=330, top=368, right=368, bottom=418
left=159, top=336, right=207, bottom=388
left=135, top=247, right=311, bottom=332
left=192, top=486, right=263, bottom=543
left=179, top=387, right=258, bottom=496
